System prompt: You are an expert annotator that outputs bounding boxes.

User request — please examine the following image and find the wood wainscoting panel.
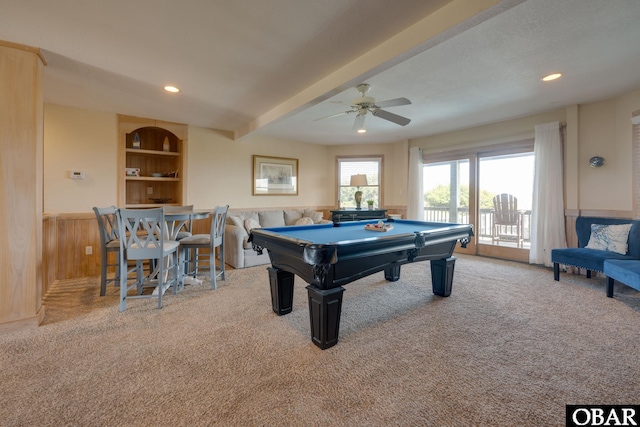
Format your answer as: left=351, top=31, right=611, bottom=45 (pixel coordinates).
left=190, top=215, right=212, bottom=236
left=56, top=213, right=101, bottom=280
left=563, top=209, right=579, bottom=249
left=563, top=209, right=634, bottom=249
left=0, top=43, right=44, bottom=332
left=42, top=214, right=58, bottom=295
left=55, top=211, right=211, bottom=281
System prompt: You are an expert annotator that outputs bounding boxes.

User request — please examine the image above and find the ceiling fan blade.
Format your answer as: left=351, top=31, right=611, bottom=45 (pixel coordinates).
left=372, top=108, right=411, bottom=126
left=313, top=109, right=356, bottom=121
left=353, top=113, right=366, bottom=131
left=375, top=97, right=411, bottom=108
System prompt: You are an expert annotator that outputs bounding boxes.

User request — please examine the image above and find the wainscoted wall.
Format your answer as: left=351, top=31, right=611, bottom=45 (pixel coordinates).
left=47, top=206, right=399, bottom=282
left=0, top=43, right=44, bottom=333
left=560, top=209, right=634, bottom=277
left=563, top=209, right=634, bottom=249
left=42, top=214, right=58, bottom=296
left=55, top=213, right=101, bottom=280
left=46, top=207, right=620, bottom=287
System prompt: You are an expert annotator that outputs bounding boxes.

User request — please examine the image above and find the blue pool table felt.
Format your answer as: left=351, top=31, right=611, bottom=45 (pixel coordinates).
left=263, top=220, right=461, bottom=244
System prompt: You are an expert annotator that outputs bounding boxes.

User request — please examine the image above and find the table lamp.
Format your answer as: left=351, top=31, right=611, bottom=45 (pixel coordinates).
left=350, top=174, right=367, bottom=210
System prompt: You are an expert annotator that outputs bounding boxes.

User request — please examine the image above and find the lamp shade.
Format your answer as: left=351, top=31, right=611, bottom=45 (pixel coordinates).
left=350, top=174, right=367, bottom=187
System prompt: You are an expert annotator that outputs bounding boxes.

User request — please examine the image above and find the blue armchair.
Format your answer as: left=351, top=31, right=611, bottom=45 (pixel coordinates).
left=552, top=217, right=640, bottom=280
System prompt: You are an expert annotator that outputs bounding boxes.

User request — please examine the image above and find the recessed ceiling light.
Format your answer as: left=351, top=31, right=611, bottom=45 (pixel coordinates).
left=164, top=85, right=180, bottom=93
left=541, top=73, right=562, bottom=82
left=357, top=129, right=366, bottom=134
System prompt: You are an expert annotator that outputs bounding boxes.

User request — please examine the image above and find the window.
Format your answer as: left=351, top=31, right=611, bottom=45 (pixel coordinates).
left=422, top=139, right=534, bottom=262
left=478, top=152, right=534, bottom=249
left=337, top=157, right=382, bottom=208
left=423, top=159, right=470, bottom=224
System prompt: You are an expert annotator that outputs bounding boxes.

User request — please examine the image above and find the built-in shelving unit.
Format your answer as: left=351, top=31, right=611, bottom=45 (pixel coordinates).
left=117, top=115, right=188, bottom=208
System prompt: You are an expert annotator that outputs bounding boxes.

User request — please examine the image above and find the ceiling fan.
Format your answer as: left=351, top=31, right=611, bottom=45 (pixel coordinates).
left=315, top=83, right=411, bottom=131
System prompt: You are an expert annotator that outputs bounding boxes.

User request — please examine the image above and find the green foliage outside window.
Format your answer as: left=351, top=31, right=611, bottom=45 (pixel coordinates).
left=337, top=158, right=381, bottom=208
left=424, top=184, right=496, bottom=209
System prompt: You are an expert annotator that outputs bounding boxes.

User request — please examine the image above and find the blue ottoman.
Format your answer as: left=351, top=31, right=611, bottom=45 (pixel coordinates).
left=603, top=259, right=640, bottom=298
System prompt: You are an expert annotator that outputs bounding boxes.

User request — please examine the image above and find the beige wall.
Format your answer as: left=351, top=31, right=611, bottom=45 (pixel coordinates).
left=411, top=109, right=566, bottom=153
left=409, top=88, right=640, bottom=213
left=43, top=87, right=640, bottom=214
left=186, top=127, right=332, bottom=209
left=43, top=105, right=335, bottom=212
left=44, top=104, right=118, bottom=212
left=577, top=89, right=640, bottom=211
left=42, top=104, right=407, bottom=213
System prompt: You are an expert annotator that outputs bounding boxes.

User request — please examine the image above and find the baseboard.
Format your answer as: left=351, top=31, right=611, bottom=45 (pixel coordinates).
left=0, top=312, right=43, bottom=334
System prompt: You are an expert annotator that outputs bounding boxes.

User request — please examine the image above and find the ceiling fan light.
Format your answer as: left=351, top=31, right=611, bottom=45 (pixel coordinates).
left=314, top=84, right=411, bottom=131
left=541, top=73, right=562, bottom=82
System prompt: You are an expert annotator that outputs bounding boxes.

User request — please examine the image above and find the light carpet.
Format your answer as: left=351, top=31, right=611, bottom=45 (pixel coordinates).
left=1, top=255, right=639, bottom=426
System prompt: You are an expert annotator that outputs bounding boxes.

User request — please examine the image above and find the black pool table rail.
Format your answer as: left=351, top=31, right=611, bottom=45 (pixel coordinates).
left=248, top=220, right=474, bottom=349
left=249, top=221, right=473, bottom=290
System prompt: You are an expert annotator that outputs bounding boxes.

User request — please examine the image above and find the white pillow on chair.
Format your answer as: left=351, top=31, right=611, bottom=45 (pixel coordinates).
left=585, top=223, right=632, bottom=255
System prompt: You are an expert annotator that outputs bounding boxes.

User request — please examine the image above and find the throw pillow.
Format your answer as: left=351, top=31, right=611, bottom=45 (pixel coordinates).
left=585, top=223, right=633, bottom=255
left=295, top=217, right=314, bottom=226
left=284, top=210, right=303, bottom=225
left=227, top=215, right=244, bottom=228
left=258, top=210, right=285, bottom=227
left=303, top=209, right=323, bottom=224
left=243, top=218, right=261, bottom=235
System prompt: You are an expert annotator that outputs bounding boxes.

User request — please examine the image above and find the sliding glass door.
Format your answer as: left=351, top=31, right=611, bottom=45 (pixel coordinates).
left=422, top=141, right=534, bottom=261
left=477, top=151, right=534, bottom=261
left=423, top=157, right=475, bottom=255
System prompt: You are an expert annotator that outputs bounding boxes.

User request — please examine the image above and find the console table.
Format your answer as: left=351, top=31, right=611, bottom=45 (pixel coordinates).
left=331, top=209, right=388, bottom=222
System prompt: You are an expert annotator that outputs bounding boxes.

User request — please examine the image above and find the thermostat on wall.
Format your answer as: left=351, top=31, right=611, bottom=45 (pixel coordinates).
left=69, top=170, right=86, bottom=180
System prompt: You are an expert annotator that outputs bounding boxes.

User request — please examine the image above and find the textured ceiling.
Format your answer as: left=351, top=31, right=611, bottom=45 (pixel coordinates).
left=2, top=0, right=640, bottom=145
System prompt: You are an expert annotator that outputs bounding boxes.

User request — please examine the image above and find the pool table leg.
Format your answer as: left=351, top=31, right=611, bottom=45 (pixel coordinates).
left=306, top=285, right=344, bottom=350
left=430, top=256, right=456, bottom=297
left=384, top=265, right=401, bottom=281
left=268, top=267, right=295, bottom=315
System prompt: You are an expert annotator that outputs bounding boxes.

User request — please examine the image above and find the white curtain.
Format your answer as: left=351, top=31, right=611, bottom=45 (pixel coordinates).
left=407, top=146, right=424, bottom=220
left=530, top=121, right=566, bottom=266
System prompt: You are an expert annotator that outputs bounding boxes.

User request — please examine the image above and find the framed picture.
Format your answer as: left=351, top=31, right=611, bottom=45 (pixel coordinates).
left=252, top=155, right=298, bottom=195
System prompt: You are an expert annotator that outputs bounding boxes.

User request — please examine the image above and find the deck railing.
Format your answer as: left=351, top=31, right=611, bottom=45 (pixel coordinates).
left=423, top=207, right=532, bottom=245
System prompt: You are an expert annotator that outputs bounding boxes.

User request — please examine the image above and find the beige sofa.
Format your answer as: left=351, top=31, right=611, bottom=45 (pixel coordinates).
left=224, top=209, right=331, bottom=269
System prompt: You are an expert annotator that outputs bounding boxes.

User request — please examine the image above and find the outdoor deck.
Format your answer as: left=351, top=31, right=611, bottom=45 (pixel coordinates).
left=423, top=207, right=531, bottom=249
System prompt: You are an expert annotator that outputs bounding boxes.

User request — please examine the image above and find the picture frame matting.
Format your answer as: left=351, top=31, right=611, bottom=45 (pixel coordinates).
left=252, top=155, right=298, bottom=195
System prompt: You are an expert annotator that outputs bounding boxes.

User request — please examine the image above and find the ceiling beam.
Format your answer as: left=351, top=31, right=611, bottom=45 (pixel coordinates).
left=233, top=0, right=525, bottom=141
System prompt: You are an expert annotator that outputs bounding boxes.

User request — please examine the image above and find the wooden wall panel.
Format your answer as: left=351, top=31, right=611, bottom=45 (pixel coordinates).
left=54, top=211, right=209, bottom=280
left=191, top=216, right=211, bottom=235
left=52, top=208, right=636, bottom=281
left=563, top=209, right=634, bottom=248
left=565, top=214, right=578, bottom=248
left=0, top=42, right=44, bottom=332
left=42, top=215, right=58, bottom=296
left=56, top=214, right=100, bottom=280
left=77, top=215, right=100, bottom=277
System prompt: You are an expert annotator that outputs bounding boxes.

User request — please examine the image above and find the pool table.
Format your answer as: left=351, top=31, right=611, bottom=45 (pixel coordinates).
left=249, top=219, right=474, bottom=349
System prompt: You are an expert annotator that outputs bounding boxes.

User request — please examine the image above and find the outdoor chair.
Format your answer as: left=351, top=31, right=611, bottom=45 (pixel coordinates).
left=492, top=193, right=523, bottom=248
